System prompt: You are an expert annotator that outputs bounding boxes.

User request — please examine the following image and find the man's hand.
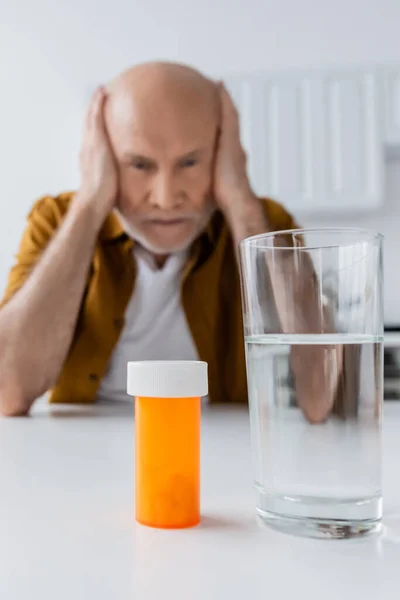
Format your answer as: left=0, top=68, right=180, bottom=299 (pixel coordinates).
left=213, top=83, right=256, bottom=215
left=213, top=83, right=269, bottom=245
left=76, top=87, right=118, bottom=223
left=0, top=87, right=119, bottom=416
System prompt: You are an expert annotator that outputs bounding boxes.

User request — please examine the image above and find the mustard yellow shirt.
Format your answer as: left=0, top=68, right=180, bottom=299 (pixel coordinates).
left=1, top=192, right=297, bottom=404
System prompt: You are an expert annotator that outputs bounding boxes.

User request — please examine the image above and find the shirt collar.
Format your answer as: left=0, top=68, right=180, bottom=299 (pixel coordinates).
left=99, top=211, right=127, bottom=242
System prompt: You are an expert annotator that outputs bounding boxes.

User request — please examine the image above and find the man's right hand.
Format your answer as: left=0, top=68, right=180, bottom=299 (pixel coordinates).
left=76, top=87, right=118, bottom=222
left=0, top=86, right=120, bottom=416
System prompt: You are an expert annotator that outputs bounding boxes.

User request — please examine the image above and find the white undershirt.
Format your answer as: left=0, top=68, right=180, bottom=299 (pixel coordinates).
left=97, top=246, right=199, bottom=402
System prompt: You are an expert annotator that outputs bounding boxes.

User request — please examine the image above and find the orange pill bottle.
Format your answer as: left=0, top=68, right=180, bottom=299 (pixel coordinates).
left=127, top=361, right=208, bottom=529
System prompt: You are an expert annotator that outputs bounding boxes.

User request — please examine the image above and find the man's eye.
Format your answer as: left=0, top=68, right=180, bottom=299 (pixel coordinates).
left=133, top=161, right=149, bottom=170
left=181, top=158, right=197, bottom=168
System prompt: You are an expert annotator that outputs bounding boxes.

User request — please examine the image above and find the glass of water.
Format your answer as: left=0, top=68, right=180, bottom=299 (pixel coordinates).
left=239, top=228, right=383, bottom=539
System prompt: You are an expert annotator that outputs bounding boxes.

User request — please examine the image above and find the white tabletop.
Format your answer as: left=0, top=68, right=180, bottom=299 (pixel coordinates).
left=1, top=399, right=400, bottom=600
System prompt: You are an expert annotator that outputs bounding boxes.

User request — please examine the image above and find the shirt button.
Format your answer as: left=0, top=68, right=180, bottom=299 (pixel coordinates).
left=89, top=373, right=99, bottom=382
left=114, top=318, right=124, bottom=329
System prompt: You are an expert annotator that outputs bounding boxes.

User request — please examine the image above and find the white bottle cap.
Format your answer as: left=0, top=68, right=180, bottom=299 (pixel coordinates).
left=127, top=361, right=208, bottom=398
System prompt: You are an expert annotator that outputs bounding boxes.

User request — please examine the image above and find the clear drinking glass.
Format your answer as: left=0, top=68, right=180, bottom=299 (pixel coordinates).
left=239, top=228, right=383, bottom=539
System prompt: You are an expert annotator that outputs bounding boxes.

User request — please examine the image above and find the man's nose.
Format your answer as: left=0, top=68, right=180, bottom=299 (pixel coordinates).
left=152, top=171, right=182, bottom=210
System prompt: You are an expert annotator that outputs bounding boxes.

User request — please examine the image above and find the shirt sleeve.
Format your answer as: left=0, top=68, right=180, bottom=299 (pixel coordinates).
left=262, top=196, right=300, bottom=231
left=0, top=195, right=67, bottom=308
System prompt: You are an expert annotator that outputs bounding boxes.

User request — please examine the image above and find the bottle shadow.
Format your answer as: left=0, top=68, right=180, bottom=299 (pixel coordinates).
left=198, top=513, right=254, bottom=531
left=31, top=400, right=135, bottom=419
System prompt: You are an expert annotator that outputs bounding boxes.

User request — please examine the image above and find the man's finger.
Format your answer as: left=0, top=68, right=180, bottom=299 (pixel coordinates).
left=91, top=87, right=107, bottom=127
left=85, top=89, right=100, bottom=125
left=93, top=88, right=108, bottom=132
left=220, top=84, right=239, bottom=113
left=219, top=83, right=240, bottom=133
left=85, top=87, right=104, bottom=130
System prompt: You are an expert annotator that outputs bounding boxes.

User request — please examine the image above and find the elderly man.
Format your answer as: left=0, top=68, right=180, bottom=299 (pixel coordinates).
left=0, top=62, right=340, bottom=418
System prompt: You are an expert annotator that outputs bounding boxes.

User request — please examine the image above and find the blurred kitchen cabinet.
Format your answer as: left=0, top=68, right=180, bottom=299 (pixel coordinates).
left=383, top=66, right=400, bottom=148
left=225, top=69, right=384, bottom=213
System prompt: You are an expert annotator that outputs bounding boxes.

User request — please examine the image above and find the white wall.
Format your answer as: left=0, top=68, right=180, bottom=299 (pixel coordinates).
left=1, top=0, right=400, bottom=320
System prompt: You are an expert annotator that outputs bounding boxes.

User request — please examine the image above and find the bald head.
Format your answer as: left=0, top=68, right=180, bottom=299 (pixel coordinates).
left=108, top=62, right=218, bottom=114
left=106, top=62, right=219, bottom=151
left=105, top=62, right=220, bottom=255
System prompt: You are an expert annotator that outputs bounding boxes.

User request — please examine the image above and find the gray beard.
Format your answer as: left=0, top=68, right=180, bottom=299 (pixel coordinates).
left=113, top=209, right=203, bottom=255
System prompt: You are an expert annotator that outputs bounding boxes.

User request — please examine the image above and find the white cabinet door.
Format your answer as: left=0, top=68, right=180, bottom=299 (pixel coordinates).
left=225, top=69, right=384, bottom=213
left=383, top=66, right=400, bottom=146
left=321, top=70, right=383, bottom=210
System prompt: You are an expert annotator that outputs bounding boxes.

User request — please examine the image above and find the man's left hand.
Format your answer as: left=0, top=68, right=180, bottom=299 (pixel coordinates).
left=213, top=83, right=256, bottom=215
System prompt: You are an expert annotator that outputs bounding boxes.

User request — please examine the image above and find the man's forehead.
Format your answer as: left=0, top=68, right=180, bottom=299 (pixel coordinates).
left=116, top=121, right=215, bottom=158
left=106, top=91, right=218, bottom=156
